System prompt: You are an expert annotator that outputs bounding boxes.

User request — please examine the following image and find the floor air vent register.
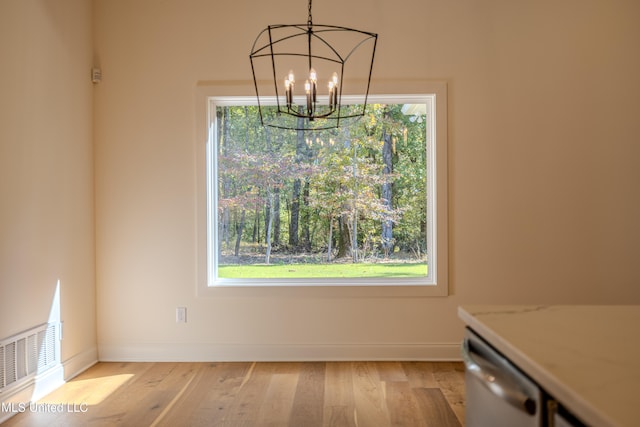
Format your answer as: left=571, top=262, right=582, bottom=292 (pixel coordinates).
left=0, top=323, right=59, bottom=394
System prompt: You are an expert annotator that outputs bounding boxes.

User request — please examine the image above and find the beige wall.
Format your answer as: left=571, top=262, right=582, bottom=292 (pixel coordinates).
left=0, top=0, right=96, bottom=373
left=88, top=0, right=640, bottom=360
left=2, top=0, right=638, bottom=364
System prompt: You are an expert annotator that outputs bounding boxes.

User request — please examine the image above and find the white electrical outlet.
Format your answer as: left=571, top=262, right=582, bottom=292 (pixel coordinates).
left=91, top=67, right=102, bottom=83
left=176, top=307, right=187, bottom=323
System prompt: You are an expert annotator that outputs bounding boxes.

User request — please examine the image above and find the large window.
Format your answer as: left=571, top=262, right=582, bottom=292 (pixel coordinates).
left=198, top=87, right=447, bottom=295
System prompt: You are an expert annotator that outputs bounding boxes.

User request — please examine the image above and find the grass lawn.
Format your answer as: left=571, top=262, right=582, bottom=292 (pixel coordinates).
left=218, top=262, right=428, bottom=279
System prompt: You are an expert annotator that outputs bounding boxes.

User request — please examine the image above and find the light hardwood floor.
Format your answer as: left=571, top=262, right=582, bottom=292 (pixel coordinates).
left=2, top=361, right=465, bottom=427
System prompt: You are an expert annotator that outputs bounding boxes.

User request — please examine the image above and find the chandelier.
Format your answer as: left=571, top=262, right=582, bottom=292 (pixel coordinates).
left=249, top=0, right=378, bottom=131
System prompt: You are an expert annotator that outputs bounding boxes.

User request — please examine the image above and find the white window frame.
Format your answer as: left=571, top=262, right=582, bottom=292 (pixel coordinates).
left=195, top=81, right=448, bottom=298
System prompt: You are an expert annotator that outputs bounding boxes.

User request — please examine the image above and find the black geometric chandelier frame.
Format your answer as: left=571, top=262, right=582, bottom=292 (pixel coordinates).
left=249, top=0, right=378, bottom=131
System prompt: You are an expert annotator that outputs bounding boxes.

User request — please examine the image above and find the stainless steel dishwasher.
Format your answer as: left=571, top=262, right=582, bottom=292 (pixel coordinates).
left=462, top=327, right=543, bottom=427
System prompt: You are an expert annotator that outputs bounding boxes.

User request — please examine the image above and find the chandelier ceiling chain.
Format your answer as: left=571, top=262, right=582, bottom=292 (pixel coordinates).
left=249, top=0, right=378, bottom=131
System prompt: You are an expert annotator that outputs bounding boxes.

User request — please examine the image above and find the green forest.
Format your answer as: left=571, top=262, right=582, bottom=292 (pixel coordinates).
left=215, top=103, right=429, bottom=279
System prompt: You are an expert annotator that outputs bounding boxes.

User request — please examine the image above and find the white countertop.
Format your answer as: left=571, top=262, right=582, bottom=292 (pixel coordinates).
left=458, top=305, right=640, bottom=427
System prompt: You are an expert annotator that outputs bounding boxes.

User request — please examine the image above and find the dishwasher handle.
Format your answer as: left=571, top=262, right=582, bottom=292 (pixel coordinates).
left=462, top=338, right=537, bottom=416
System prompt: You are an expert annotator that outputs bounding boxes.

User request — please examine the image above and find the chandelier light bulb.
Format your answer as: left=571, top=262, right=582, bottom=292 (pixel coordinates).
left=328, top=81, right=335, bottom=109
left=308, top=69, right=317, bottom=103
left=284, top=75, right=294, bottom=109
left=330, top=73, right=339, bottom=109
left=305, top=80, right=312, bottom=115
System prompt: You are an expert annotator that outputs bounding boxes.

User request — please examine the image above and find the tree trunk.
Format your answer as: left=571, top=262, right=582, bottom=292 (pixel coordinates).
left=336, top=215, right=352, bottom=258
left=244, top=106, right=250, bottom=151
left=381, top=118, right=394, bottom=257
left=289, top=179, right=300, bottom=248
left=289, top=111, right=306, bottom=248
left=273, top=188, right=281, bottom=247
left=221, top=106, right=231, bottom=250
left=326, top=216, right=333, bottom=262
left=264, top=197, right=270, bottom=242
left=265, top=193, right=274, bottom=264
left=252, top=205, right=260, bottom=243
left=347, top=125, right=358, bottom=262
left=301, top=179, right=311, bottom=251
left=234, top=210, right=245, bottom=256
left=217, top=212, right=223, bottom=259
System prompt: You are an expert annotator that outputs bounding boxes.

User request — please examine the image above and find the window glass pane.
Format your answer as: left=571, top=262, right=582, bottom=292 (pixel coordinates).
left=213, top=103, right=429, bottom=281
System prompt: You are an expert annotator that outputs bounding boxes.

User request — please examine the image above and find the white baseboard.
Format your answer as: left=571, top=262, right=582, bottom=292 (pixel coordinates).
left=98, top=342, right=462, bottom=362
left=0, top=346, right=98, bottom=424
left=62, top=346, right=99, bottom=381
